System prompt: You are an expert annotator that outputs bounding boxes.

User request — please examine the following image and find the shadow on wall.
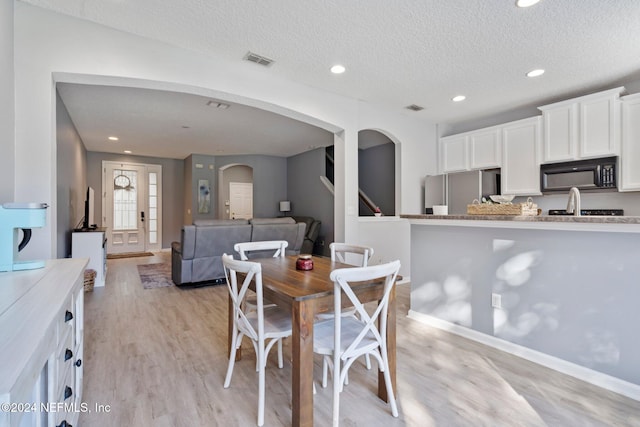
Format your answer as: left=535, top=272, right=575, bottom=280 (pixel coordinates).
left=491, top=239, right=626, bottom=377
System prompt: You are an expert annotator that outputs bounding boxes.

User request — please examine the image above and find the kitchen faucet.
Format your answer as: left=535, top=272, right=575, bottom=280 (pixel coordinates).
left=566, top=187, right=581, bottom=216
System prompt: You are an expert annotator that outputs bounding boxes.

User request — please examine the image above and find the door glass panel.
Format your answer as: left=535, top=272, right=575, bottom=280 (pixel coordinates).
left=113, top=169, right=138, bottom=230
left=148, top=172, right=158, bottom=244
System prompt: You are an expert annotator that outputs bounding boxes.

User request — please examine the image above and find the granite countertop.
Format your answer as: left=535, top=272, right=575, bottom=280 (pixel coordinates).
left=400, top=214, right=640, bottom=224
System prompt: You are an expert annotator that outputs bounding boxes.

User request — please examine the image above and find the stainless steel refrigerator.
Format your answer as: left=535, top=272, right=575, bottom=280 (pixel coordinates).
left=424, top=169, right=500, bottom=215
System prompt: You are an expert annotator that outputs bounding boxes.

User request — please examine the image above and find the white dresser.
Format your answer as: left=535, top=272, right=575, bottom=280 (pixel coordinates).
left=0, top=258, right=87, bottom=427
left=72, top=229, right=107, bottom=287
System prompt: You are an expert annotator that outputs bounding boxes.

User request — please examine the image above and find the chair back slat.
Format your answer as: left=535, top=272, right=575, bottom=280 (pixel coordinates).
left=234, top=240, right=289, bottom=260
left=330, top=260, right=400, bottom=361
left=330, top=242, right=374, bottom=267
left=222, top=253, right=265, bottom=341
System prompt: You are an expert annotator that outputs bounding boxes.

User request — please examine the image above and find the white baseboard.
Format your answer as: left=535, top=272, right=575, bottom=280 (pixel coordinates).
left=397, top=276, right=410, bottom=285
left=407, top=310, right=640, bottom=402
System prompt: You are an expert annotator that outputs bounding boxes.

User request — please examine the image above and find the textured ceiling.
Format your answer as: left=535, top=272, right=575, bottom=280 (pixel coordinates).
left=56, top=84, right=335, bottom=158
left=24, top=0, right=640, bottom=158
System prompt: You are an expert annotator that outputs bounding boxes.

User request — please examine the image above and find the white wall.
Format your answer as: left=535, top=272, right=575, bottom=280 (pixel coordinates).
left=357, top=217, right=411, bottom=279
left=0, top=0, right=14, bottom=202
left=13, top=3, right=436, bottom=259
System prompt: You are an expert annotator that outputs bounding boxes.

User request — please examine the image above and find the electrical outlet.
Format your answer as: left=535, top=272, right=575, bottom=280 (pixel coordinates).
left=491, top=293, right=502, bottom=309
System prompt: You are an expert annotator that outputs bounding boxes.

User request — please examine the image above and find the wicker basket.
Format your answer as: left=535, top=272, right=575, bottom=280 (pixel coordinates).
left=84, top=269, right=97, bottom=292
left=467, top=199, right=538, bottom=216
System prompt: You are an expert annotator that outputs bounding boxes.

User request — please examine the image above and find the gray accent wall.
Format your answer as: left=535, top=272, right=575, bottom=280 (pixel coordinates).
left=187, top=154, right=216, bottom=222
left=358, top=142, right=395, bottom=216
left=183, top=155, right=193, bottom=225
left=0, top=0, right=14, bottom=202
left=216, top=155, right=287, bottom=218
left=287, top=148, right=334, bottom=256
left=55, top=91, right=87, bottom=258
left=86, top=152, right=184, bottom=248
left=410, top=223, right=640, bottom=386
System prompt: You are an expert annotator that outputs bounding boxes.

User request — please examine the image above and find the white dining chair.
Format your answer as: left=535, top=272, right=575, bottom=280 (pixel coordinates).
left=330, top=242, right=374, bottom=268
left=318, top=242, right=375, bottom=381
left=234, top=240, right=288, bottom=312
left=234, top=240, right=289, bottom=261
left=222, top=254, right=293, bottom=427
left=313, top=260, right=401, bottom=426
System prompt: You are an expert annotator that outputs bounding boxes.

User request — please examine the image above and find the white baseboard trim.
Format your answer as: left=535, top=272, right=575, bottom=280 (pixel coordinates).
left=407, top=310, right=640, bottom=402
left=397, top=276, right=410, bottom=285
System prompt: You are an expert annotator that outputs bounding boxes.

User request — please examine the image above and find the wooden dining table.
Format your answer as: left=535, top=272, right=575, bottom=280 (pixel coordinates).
left=227, top=255, right=397, bottom=427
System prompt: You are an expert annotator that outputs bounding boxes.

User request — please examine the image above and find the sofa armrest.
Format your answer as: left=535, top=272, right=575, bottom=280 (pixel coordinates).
left=306, top=220, right=321, bottom=242
left=181, top=225, right=196, bottom=259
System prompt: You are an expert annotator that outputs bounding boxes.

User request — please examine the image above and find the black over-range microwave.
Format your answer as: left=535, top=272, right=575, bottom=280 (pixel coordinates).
left=540, top=156, right=617, bottom=193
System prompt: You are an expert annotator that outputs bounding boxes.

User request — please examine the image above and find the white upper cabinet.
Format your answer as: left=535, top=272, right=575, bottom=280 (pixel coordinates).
left=539, top=87, right=623, bottom=163
left=580, top=94, right=619, bottom=158
left=501, top=117, right=542, bottom=195
left=540, top=103, right=577, bottom=162
left=469, top=128, right=501, bottom=170
left=620, top=93, right=640, bottom=191
left=439, top=126, right=501, bottom=173
left=439, top=134, right=468, bottom=173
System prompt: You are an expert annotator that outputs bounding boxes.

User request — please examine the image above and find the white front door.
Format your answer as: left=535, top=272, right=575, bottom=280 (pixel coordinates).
left=229, top=182, right=253, bottom=219
left=103, top=162, right=163, bottom=254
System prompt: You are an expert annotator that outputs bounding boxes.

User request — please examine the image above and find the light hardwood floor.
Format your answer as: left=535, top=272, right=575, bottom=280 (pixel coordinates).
left=79, top=252, right=640, bottom=426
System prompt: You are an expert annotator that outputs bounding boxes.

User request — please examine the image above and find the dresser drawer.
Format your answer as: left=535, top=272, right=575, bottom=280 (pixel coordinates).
left=55, top=328, right=74, bottom=397
left=57, top=295, right=75, bottom=342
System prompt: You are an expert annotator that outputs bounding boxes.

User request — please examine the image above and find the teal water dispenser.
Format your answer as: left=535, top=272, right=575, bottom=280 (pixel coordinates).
left=0, top=202, right=48, bottom=272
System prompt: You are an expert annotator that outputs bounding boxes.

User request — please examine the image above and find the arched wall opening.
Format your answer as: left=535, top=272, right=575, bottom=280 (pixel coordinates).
left=218, top=164, right=253, bottom=219
left=51, top=73, right=346, bottom=251
left=357, top=129, right=401, bottom=217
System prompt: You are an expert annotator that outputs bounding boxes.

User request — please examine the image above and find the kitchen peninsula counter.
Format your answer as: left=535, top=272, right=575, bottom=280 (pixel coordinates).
left=401, top=214, right=640, bottom=232
left=407, top=212, right=640, bottom=398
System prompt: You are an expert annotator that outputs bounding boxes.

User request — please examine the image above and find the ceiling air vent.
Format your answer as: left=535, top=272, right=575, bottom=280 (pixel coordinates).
left=244, top=51, right=274, bottom=67
left=405, top=104, right=424, bottom=112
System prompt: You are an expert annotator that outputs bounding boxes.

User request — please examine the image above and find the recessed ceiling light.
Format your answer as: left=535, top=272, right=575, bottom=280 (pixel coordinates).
left=108, top=136, right=119, bottom=141
left=330, top=64, right=346, bottom=74
left=452, top=95, right=466, bottom=102
left=527, top=69, right=545, bottom=77
left=124, top=150, right=132, bottom=154
left=516, top=0, right=540, bottom=7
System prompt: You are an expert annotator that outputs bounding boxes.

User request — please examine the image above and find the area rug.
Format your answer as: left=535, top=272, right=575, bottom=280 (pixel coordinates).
left=108, top=252, right=154, bottom=260
left=137, top=263, right=174, bottom=289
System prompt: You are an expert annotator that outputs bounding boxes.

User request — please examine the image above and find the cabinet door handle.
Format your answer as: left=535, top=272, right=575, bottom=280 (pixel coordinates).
left=64, top=349, right=73, bottom=361
left=65, top=310, right=73, bottom=322
left=64, top=386, right=73, bottom=400
left=75, top=358, right=82, bottom=367
left=57, top=421, right=71, bottom=427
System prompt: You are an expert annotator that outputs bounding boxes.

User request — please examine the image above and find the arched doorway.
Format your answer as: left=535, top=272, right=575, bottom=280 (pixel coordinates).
left=358, top=130, right=397, bottom=216
left=218, top=164, right=253, bottom=219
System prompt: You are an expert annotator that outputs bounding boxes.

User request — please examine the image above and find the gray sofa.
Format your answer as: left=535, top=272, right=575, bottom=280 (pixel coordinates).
left=171, top=217, right=306, bottom=286
left=291, top=216, right=321, bottom=254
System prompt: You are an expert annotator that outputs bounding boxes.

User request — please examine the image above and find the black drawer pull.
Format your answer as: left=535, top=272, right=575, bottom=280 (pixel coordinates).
left=64, top=349, right=73, bottom=361
left=57, top=421, right=72, bottom=427
left=64, top=386, right=73, bottom=400
left=75, top=358, right=82, bottom=367
left=65, top=310, right=73, bottom=322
